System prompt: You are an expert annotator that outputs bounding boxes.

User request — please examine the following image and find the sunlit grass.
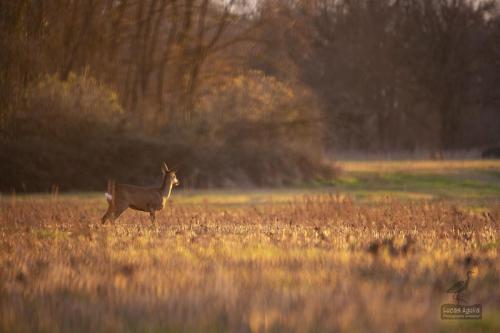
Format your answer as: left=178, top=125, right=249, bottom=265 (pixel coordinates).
left=1, top=160, right=499, bottom=332
left=339, top=159, right=500, bottom=173
left=1, top=192, right=499, bottom=332
left=332, top=160, right=500, bottom=203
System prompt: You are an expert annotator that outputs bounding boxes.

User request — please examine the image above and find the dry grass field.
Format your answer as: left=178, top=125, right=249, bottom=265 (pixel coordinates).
left=1, top=160, right=499, bottom=332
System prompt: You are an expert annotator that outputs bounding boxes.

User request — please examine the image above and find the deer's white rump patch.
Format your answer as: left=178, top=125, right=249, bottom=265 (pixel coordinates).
left=105, top=193, right=113, bottom=201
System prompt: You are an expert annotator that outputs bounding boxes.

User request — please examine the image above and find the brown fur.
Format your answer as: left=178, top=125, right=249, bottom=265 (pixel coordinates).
left=101, top=163, right=179, bottom=224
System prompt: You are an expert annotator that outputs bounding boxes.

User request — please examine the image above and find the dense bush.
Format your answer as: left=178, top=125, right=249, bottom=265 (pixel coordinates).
left=160, top=70, right=332, bottom=188
left=195, top=70, right=322, bottom=151
left=1, top=72, right=335, bottom=192
left=18, top=73, right=124, bottom=140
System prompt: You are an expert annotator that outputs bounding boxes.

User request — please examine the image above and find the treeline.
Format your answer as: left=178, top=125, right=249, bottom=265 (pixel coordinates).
left=1, top=0, right=500, bottom=190
left=254, top=0, right=500, bottom=151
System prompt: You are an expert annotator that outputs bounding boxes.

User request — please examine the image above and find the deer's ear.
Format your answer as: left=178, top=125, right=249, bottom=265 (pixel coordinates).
left=162, top=162, right=170, bottom=172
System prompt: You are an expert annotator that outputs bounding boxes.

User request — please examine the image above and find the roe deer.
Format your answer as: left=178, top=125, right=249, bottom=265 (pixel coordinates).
left=101, top=162, right=179, bottom=224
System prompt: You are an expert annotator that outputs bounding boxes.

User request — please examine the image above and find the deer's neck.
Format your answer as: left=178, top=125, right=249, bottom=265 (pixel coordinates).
left=165, top=182, right=174, bottom=199
left=160, top=176, right=173, bottom=199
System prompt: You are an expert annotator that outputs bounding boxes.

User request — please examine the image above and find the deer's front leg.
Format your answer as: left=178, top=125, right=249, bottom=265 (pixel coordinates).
left=147, top=205, right=156, bottom=223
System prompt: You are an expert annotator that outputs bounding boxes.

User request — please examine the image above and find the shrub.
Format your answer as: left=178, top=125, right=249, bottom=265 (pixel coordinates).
left=19, top=72, right=124, bottom=140
left=1, top=71, right=335, bottom=192
left=166, top=70, right=334, bottom=187
left=195, top=70, right=323, bottom=154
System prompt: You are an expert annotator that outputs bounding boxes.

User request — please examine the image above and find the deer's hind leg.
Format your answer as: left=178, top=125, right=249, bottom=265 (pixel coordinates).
left=112, top=203, right=129, bottom=222
left=101, top=204, right=113, bottom=224
left=102, top=203, right=128, bottom=224
left=101, top=210, right=111, bottom=224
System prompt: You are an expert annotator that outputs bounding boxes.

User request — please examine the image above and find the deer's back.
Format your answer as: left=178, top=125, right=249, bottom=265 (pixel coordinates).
left=116, top=184, right=162, bottom=211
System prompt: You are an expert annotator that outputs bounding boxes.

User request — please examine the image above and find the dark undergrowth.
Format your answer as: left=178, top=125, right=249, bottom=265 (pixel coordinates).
left=0, top=133, right=335, bottom=192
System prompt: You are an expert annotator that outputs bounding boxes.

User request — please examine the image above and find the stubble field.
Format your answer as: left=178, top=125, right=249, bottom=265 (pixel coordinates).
left=1, top=160, right=499, bottom=332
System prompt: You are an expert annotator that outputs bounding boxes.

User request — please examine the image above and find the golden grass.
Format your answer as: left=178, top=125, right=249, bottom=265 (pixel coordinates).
left=339, top=160, right=500, bottom=173
left=1, top=194, right=499, bottom=332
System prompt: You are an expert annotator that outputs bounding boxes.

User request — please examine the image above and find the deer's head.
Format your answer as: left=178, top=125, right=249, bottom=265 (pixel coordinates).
left=162, top=162, right=179, bottom=186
